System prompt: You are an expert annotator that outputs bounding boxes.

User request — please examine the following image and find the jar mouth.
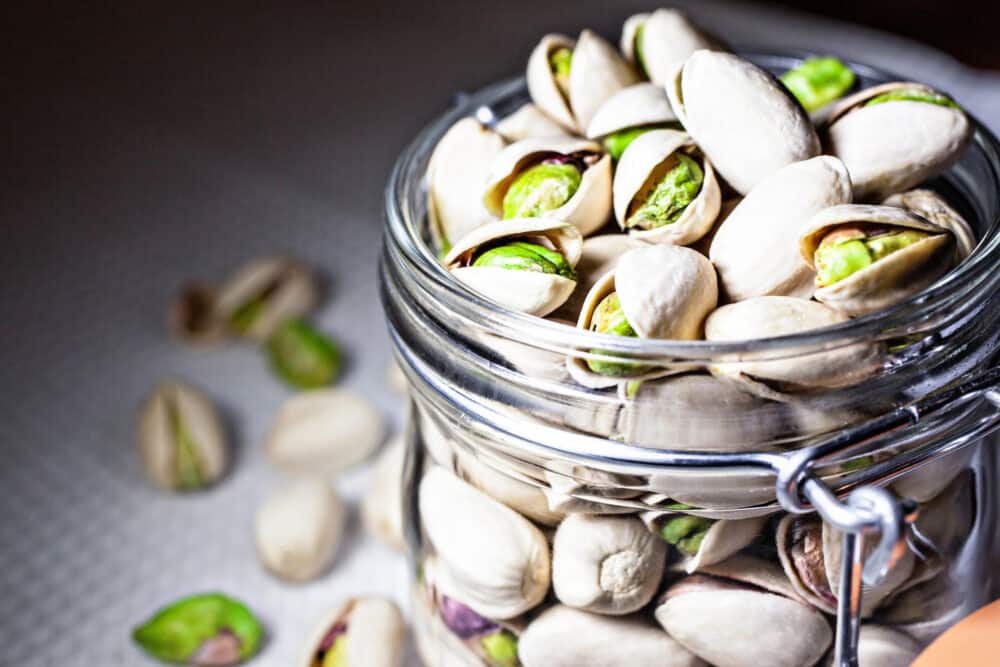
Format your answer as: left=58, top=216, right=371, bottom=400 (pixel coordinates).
left=383, top=54, right=1000, bottom=364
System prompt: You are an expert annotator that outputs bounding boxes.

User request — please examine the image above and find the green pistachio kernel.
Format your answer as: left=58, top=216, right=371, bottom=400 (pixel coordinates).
left=780, top=57, right=856, bottom=113
left=627, top=153, right=704, bottom=230
left=321, top=635, right=348, bottom=667
left=267, top=319, right=341, bottom=389
left=171, top=405, right=204, bottom=490
left=587, top=292, right=645, bottom=376
left=842, top=455, right=875, bottom=472
left=481, top=631, right=519, bottom=667
left=229, top=296, right=265, bottom=334
left=502, top=162, right=582, bottom=219
left=473, top=241, right=576, bottom=280
left=550, top=47, right=573, bottom=94
left=815, top=228, right=928, bottom=286
left=634, top=23, right=648, bottom=79
left=866, top=230, right=928, bottom=260
left=133, top=592, right=263, bottom=663
left=864, top=89, right=960, bottom=109
left=602, top=122, right=682, bottom=161
left=660, top=515, right=715, bottom=556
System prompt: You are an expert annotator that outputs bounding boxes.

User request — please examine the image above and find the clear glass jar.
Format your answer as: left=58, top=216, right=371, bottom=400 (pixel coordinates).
left=381, top=54, right=1000, bottom=667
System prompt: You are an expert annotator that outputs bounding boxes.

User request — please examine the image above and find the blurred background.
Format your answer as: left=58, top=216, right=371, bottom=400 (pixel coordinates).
left=2, top=1, right=998, bottom=665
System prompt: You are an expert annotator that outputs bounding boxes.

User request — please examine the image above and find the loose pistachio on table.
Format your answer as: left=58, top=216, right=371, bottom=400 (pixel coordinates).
left=215, top=256, right=319, bottom=342
left=585, top=83, right=681, bottom=160
left=133, top=593, right=262, bottom=666
left=650, top=513, right=767, bottom=573
left=361, top=434, right=407, bottom=551
left=267, top=318, right=341, bottom=389
left=883, top=188, right=977, bottom=260
left=825, top=81, right=971, bottom=200
left=780, top=56, right=856, bottom=114
left=299, top=597, right=405, bottom=667
left=667, top=50, right=821, bottom=195
left=621, top=8, right=718, bottom=86
left=495, top=103, right=572, bottom=143
left=137, top=380, right=227, bottom=491
left=171, top=282, right=224, bottom=345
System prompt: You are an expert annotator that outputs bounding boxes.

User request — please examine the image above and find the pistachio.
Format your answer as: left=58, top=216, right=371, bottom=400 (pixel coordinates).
left=137, top=380, right=227, bottom=491
left=627, top=153, right=703, bottom=228
left=473, top=241, right=577, bottom=279
left=266, top=389, right=384, bottom=477
left=502, top=160, right=582, bottom=219
left=654, top=514, right=767, bottom=573
left=361, top=435, right=407, bottom=551
left=585, top=82, right=680, bottom=159
left=882, top=188, right=977, bottom=260
left=850, top=625, right=922, bottom=667
left=299, top=597, right=405, bottom=667
left=132, top=593, right=262, bottom=666
left=621, top=9, right=717, bottom=86
left=495, top=103, right=572, bottom=143
left=456, top=447, right=565, bottom=526
left=215, top=256, right=319, bottom=341
left=550, top=234, right=647, bottom=322
left=170, top=282, right=224, bottom=345
left=865, top=88, right=959, bottom=108
left=550, top=46, right=573, bottom=96
left=586, top=291, right=644, bottom=377
left=659, top=514, right=713, bottom=556
left=267, top=319, right=341, bottom=389
left=437, top=594, right=520, bottom=667
left=780, top=56, right=855, bottom=113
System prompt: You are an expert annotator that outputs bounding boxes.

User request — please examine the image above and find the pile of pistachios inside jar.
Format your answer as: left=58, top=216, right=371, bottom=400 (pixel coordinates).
left=413, top=7, right=980, bottom=667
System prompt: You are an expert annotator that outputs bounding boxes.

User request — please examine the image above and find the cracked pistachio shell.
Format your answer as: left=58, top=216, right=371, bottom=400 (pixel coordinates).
left=266, top=389, right=384, bottom=477
left=621, top=9, right=718, bottom=86
left=427, top=117, right=505, bottom=250
left=300, top=598, right=405, bottom=667
left=255, top=478, right=345, bottom=582
left=138, top=380, right=227, bottom=491
left=709, top=155, right=851, bottom=301
left=585, top=83, right=677, bottom=139
left=496, top=103, right=572, bottom=142
left=482, top=137, right=613, bottom=236
left=668, top=50, right=820, bottom=195
left=883, top=188, right=976, bottom=260
left=612, top=129, right=721, bottom=245
left=655, top=556, right=833, bottom=667
left=520, top=605, right=707, bottom=667
left=552, top=514, right=667, bottom=614
left=445, top=218, right=582, bottom=317
left=844, top=625, right=922, bottom=667
left=419, top=467, right=551, bottom=620
left=826, top=82, right=971, bottom=201
left=550, top=234, right=648, bottom=322
left=527, top=31, right=639, bottom=133
left=361, top=435, right=407, bottom=551
left=656, top=514, right=768, bottom=574
left=456, top=447, right=564, bottom=526
left=215, top=256, right=319, bottom=341
left=704, top=297, right=883, bottom=394
left=801, top=204, right=955, bottom=316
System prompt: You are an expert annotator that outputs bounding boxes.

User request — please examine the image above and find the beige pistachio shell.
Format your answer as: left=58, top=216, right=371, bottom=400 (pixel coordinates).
left=568, top=30, right=640, bottom=132
left=826, top=82, right=972, bottom=201
left=644, top=467, right=779, bottom=513
left=299, top=597, right=406, bottom=667
left=612, top=129, right=721, bottom=245
left=427, top=118, right=504, bottom=250
left=455, top=447, right=565, bottom=526
left=668, top=50, right=820, bottom=195
left=552, top=514, right=667, bottom=614
left=883, top=188, right=976, bottom=260
left=709, top=155, right=851, bottom=301
left=445, top=217, right=582, bottom=317
left=215, top=256, right=319, bottom=341
left=704, top=296, right=884, bottom=392
left=585, top=82, right=677, bottom=139
left=419, top=467, right=551, bottom=620
left=550, top=234, right=648, bottom=322
left=621, top=9, right=717, bottom=86
left=801, top=204, right=955, bottom=316
left=482, top=137, right=613, bottom=236
left=646, top=513, right=767, bottom=573
left=891, top=445, right=974, bottom=502
left=496, top=103, right=573, bottom=142
left=848, top=625, right=922, bottom=667
left=690, top=196, right=740, bottom=257
left=526, top=33, right=578, bottom=131
left=520, top=604, right=707, bottom=667
left=361, top=435, right=407, bottom=551
left=655, top=557, right=833, bottom=667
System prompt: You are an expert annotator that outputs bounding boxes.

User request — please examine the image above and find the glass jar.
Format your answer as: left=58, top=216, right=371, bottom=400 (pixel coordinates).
left=381, top=54, right=1000, bottom=667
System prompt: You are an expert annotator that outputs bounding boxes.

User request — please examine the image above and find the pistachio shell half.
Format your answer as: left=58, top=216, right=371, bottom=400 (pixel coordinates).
left=667, top=50, right=820, bottom=195
left=361, top=435, right=407, bottom=551
left=550, top=234, right=648, bottom=322
left=526, top=34, right=578, bottom=131
left=215, top=256, right=319, bottom=341
left=651, top=514, right=767, bottom=573
left=496, top=103, right=573, bottom=143
left=299, top=597, right=405, bottom=667
left=883, top=188, right=976, bottom=260
left=585, top=83, right=678, bottom=151
left=621, top=9, right=717, bottom=86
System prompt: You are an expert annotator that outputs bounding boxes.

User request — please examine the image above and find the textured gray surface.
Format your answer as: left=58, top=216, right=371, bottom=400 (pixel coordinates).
left=2, top=2, right=999, bottom=665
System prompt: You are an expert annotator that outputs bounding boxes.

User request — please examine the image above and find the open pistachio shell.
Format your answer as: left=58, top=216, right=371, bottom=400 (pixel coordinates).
left=445, top=218, right=582, bottom=317
left=550, top=234, right=648, bottom=322
left=520, top=605, right=707, bottom=667
left=569, top=30, right=640, bottom=131
left=650, top=513, right=767, bottom=573
left=551, top=514, right=667, bottom=614
left=800, top=204, right=955, bottom=316
left=612, top=129, right=720, bottom=245
left=482, top=137, right=612, bottom=236
left=361, top=435, right=406, bottom=551
left=655, top=556, right=833, bottom=667
left=705, top=297, right=883, bottom=394
left=585, top=82, right=677, bottom=140
left=526, top=33, right=578, bottom=131
left=298, top=597, right=405, bottom=667
left=621, top=9, right=717, bottom=86
left=496, top=103, right=572, bottom=142
left=667, top=50, right=820, bottom=195
left=709, top=155, right=851, bottom=301
left=455, top=447, right=565, bottom=526
left=883, top=188, right=976, bottom=260
left=826, top=82, right=971, bottom=201
left=419, top=467, right=551, bottom=620
left=427, top=117, right=505, bottom=251
left=215, top=256, right=319, bottom=341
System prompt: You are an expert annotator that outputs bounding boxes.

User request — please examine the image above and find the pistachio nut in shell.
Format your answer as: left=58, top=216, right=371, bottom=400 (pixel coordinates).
left=709, top=155, right=852, bottom=301
left=550, top=234, right=647, bottom=322
left=621, top=9, right=718, bottom=86
left=427, top=117, right=505, bottom=252
left=444, top=217, right=582, bottom=317
left=133, top=593, right=263, bottom=666
left=519, top=604, right=707, bottom=667
left=848, top=625, right=922, bottom=667
left=551, top=514, right=667, bottom=614
left=653, top=513, right=767, bottom=573
left=825, top=81, right=971, bottom=201
left=612, top=128, right=720, bottom=245
left=667, top=50, right=820, bottom=195
left=255, top=477, right=345, bottom=582
left=266, top=388, right=384, bottom=477
left=170, top=282, right=224, bottom=345
left=655, top=556, right=833, bottom=667
left=299, top=597, right=405, bottom=667
left=801, top=204, right=955, bottom=316
left=495, top=103, right=572, bottom=143
left=779, top=56, right=856, bottom=114
left=361, top=435, right=407, bottom=551
left=267, top=318, right=341, bottom=389
left=585, top=82, right=679, bottom=159
left=456, top=446, right=565, bottom=526
left=137, top=380, right=227, bottom=491
left=883, top=188, right=976, bottom=260
left=482, top=137, right=612, bottom=236
left=419, top=466, right=551, bottom=620
left=215, top=256, right=319, bottom=341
